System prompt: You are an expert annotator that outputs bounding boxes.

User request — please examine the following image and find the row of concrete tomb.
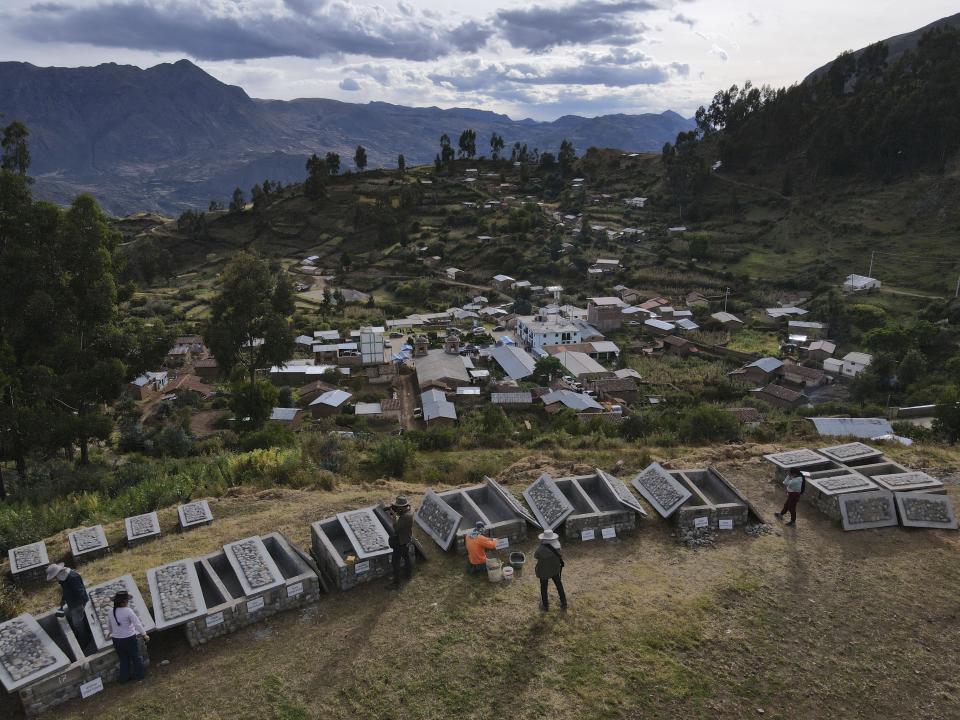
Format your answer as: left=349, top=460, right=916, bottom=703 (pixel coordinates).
left=2, top=443, right=954, bottom=715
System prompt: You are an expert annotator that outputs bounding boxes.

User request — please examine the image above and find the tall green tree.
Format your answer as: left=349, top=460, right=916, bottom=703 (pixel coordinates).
left=1, top=122, right=30, bottom=176
left=205, top=255, right=296, bottom=388
left=558, top=139, right=576, bottom=175
left=490, top=132, right=505, bottom=160
left=305, top=153, right=327, bottom=200
left=325, top=152, right=340, bottom=176
left=354, top=145, right=368, bottom=171
left=397, top=154, right=406, bottom=177
left=229, top=187, right=245, bottom=212
left=458, top=129, right=477, bottom=158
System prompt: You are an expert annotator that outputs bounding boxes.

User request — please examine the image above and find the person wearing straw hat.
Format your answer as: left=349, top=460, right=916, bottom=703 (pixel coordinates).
left=534, top=531, right=568, bottom=611
left=46, top=563, right=91, bottom=648
left=465, top=521, right=498, bottom=574
left=388, top=494, right=414, bottom=588
left=108, top=591, right=149, bottom=683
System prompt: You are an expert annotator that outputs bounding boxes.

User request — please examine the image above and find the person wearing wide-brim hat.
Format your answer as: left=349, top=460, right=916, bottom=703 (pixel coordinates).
left=388, top=495, right=414, bottom=588
left=534, top=531, right=568, bottom=611
left=108, top=590, right=149, bottom=683
left=46, top=563, right=92, bottom=648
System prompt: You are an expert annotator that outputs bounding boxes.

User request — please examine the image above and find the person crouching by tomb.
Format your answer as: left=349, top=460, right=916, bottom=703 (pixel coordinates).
left=109, top=591, right=149, bottom=683
left=47, top=563, right=92, bottom=648
left=775, top=469, right=805, bottom=527
left=389, top=495, right=414, bottom=588
left=535, top=531, right=568, bottom=611
left=465, top=521, right=498, bottom=574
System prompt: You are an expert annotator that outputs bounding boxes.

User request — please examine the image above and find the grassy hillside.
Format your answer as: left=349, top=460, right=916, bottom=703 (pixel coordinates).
left=5, top=442, right=959, bottom=720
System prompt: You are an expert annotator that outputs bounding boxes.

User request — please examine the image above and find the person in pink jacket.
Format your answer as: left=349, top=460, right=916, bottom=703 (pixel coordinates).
left=108, top=591, right=149, bottom=683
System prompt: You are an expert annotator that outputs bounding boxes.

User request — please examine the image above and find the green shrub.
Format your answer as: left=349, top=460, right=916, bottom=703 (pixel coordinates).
left=677, top=404, right=740, bottom=444
left=374, top=437, right=416, bottom=477
left=239, top=424, right=296, bottom=452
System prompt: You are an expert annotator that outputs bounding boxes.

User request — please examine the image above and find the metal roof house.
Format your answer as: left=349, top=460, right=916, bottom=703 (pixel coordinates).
left=541, top=389, right=603, bottom=413
left=488, top=345, right=537, bottom=380
left=421, top=389, right=457, bottom=423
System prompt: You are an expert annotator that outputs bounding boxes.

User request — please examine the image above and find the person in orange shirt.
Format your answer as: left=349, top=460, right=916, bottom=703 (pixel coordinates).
left=465, top=521, right=498, bottom=574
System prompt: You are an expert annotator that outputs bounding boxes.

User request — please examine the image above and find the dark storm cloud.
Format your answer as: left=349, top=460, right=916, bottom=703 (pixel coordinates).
left=338, top=78, right=361, bottom=91
left=496, top=0, right=661, bottom=52
left=19, top=0, right=492, bottom=62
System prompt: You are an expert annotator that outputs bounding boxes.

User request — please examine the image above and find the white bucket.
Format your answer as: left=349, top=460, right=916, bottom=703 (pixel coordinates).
left=501, top=566, right=514, bottom=583
left=486, top=558, right=503, bottom=583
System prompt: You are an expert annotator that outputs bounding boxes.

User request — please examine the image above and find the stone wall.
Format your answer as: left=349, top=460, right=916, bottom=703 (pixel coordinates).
left=564, top=509, right=636, bottom=539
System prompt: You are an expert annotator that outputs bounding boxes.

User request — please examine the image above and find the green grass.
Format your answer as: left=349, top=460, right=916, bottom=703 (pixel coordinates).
left=727, top=328, right=780, bottom=355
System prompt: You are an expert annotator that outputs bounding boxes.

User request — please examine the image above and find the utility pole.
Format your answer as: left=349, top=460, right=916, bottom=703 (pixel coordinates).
left=868, top=250, right=875, bottom=277
left=724, top=287, right=730, bottom=312
left=955, top=275, right=959, bottom=298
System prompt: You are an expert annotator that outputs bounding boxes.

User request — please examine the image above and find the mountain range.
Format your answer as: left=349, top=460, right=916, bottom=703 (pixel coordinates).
left=0, top=60, right=693, bottom=215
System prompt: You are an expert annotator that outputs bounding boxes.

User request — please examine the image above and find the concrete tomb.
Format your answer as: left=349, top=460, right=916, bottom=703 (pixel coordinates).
left=522, top=474, right=574, bottom=531
left=894, top=492, right=958, bottom=530
left=868, top=471, right=944, bottom=494
left=146, top=559, right=208, bottom=630
left=817, top=442, right=883, bottom=465
left=415, top=489, right=463, bottom=550
left=313, top=505, right=401, bottom=590
left=83, top=574, right=156, bottom=651
left=337, top=508, right=392, bottom=559
left=68, top=525, right=109, bottom=563
left=185, top=533, right=320, bottom=645
left=178, top=499, right=213, bottom=530
left=838, top=490, right=898, bottom=531
left=8, top=542, right=49, bottom=584
left=17, top=609, right=150, bottom=716
left=762, top=448, right=834, bottom=480
left=124, top=511, right=160, bottom=545
left=223, top=535, right=286, bottom=597
left=436, top=478, right=538, bottom=552
left=630, top=463, right=692, bottom=518
left=805, top=471, right=879, bottom=520
left=598, top=469, right=647, bottom=516
left=545, top=471, right=640, bottom=539
left=670, top=467, right=751, bottom=531
left=0, top=614, right=70, bottom=693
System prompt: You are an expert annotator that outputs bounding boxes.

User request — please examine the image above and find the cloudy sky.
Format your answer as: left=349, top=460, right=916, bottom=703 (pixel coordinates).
left=1, top=0, right=956, bottom=119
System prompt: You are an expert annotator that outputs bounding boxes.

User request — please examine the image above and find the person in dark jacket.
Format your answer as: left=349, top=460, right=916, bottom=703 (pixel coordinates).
left=46, top=563, right=92, bottom=648
left=534, top=531, right=567, bottom=611
left=775, top=469, right=805, bottom=527
left=388, top=495, right=414, bottom=588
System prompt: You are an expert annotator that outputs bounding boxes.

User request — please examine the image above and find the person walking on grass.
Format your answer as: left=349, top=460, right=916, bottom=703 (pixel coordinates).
left=108, top=591, right=149, bottom=683
left=46, top=563, right=92, bottom=649
left=535, top=530, right=567, bottom=611
left=775, top=469, right=805, bottom=526
left=388, top=495, right=414, bottom=588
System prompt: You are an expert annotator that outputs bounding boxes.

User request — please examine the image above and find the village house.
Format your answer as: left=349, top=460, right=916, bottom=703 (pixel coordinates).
left=841, top=351, right=873, bottom=378
left=806, top=340, right=836, bottom=362
left=725, top=407, right=765, bottom=427
left=268, top=407, right=304, bottom=430
left=587, top=297, right=626, bottom=332
left=487, top=345, right=537, bottom=380
left=685, top=291, right=709, bottom=308
left=644, top=318, right=676, bottom=337
left=309, top=389, right=352, bottom=418
left=515, top=314, right=583, bottom=349
left=313, top=342, right=361, bottom=366
left=445, top=267, right=462, bottom=280
left=128, top=371, right=168, bottom=400
left=553, top=350, right=609, bottom=381
left=491, top=274, right=515, bottom=292
left=750, top=383, right=808, bottom=410
left=491, top=391, right=533, bottom=408
left=780, top=362, right=827, bottom=388
left=764, top=306, right=808, bottom=321
left=541, top=389, right=603, bottom=414
left=297, top=380, right=335, bottom=406
left=586, top=376, right=640, bottom=403
left=843, top=274, right=881, bottom=293
left=193, top=357, right=220, bottom=383
left=787, top=320, right=827, bottom=342
left=661, top=335, right=698, bottom=357
left=421, top=388, right=457, bottom=425
left=729, top=357, right=784, bottom=385
left=415, top=348, right=472, bottom=391
left=711, top=311, right=744, bottom=329
left=589, top=258, right=622, bottom=274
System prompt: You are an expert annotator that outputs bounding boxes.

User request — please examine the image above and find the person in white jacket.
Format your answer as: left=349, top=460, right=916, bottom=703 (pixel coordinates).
left=108, top=591, right=149, bottom=683
left=775, top=469, right=805, bottom=526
